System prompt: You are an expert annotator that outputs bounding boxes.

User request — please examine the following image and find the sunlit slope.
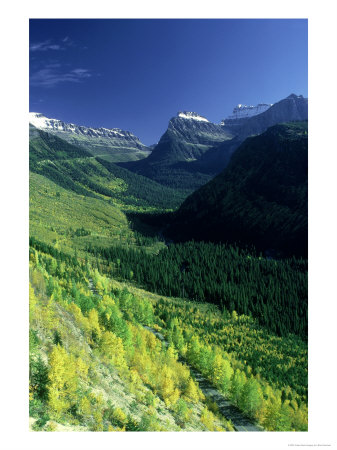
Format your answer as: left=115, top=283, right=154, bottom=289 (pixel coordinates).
left=29, top=244, right=234, bottom=432
left=29, top=242, right=307, bottom=431
left=29, top=172, right=165, bottom=256
left=30, top=126, right=185, bottom=210
left=29, top=127, right=185, bottom=256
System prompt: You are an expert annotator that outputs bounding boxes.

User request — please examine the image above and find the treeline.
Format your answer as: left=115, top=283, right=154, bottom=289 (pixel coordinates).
left=29, top=237, right=79, bottom=267
left=29, top=127, right=92, bottom=165
left=31, top=156, right=184, bottom=210
left=89, top=241, right=308, bottom=339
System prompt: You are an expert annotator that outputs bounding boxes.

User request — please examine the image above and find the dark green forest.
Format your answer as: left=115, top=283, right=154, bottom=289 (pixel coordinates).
left=88, top=241, right=307, bottom=339
left=167, top=122, right=308, bottom=257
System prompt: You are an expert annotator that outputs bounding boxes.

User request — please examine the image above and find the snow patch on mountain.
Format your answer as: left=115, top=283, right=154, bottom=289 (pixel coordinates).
left=222, top=103, right=273, bottom=123
left=177, top=112, right=209, bottom=122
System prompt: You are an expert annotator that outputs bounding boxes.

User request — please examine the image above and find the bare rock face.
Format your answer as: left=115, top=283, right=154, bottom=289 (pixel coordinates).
left=148, top=112, right=233, bottom=164
left=221, top=94, right=308, bottom=139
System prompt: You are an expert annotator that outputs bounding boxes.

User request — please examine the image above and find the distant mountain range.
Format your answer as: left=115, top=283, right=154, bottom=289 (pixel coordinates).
left=29, top=93, right=308, bottom=192
left=29, top=112, right=151, bottom=163
left=119, top=94, right=308, bottom=190
left=166, top=121, right=308, bottom=258
left=220, top=94, right=308, bottom=139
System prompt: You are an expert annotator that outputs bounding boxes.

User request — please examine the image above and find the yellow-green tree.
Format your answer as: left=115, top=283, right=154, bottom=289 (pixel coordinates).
left=183, top=377, right=200, bottom=403
left=48, top=345, right=78, bottom=416
left=99, top=331, right=128, bottom=373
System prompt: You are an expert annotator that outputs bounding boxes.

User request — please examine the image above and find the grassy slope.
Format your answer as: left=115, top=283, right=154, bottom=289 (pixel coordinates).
left=29, top=128, right=186, bottom=256
left=30, top=172, right=165, bottom=257
left=30, top=128, right=185, bottom=210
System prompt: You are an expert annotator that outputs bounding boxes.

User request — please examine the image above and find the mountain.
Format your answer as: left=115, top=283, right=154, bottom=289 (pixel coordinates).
left=120, top=95, right=308, bottom=191
left=29, top=125, right=185, bottom=213
left=221, top=94, right=308, bottom=139
left=148, top=111, right=233, bottom=163
left=166, top=121, right=308, bottom=258
left=184, top=136, right=243, bottom=175
left=119, top=111, right=234, bottom=190
left=29, top=112, right=151, bottom=163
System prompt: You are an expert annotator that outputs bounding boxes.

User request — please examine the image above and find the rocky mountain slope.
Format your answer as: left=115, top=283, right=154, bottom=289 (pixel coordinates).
left=29, top=112, right=151, bottom=163
left=221, top=94, right=308, bottom=139
left=118, top=111, right=234, bottom=190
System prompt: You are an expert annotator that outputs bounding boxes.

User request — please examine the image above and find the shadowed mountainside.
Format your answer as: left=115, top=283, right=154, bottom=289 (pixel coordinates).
left=166, top=121, right=308, bottom=258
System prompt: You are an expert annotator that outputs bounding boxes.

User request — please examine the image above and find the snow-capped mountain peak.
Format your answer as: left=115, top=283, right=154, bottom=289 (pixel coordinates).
left=29, top=112, right=135, bottom=138
left=28, top=112, right=151, bottom=163
left=177, top=112, right=209, bottom=122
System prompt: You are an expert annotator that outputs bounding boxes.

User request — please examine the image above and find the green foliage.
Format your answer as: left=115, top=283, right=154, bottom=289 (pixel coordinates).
left=154, top=296, right=308, bottom=401
left=30, top=128, right=184, bottom=210
left=29, top=119, right=308, bottom=433
left=93, top=241, right=307, bottom=338
left=167, top=122, right=308, bottom=258
left=28, top=228, right=307, bottom=432
left=30, top=356, right=49, bottom=402
left=173, top=398, right=192, bottom=426
left=29, top=127, right=92, bottom=165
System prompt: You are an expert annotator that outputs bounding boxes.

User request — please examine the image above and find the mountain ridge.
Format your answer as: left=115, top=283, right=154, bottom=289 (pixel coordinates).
left=221, top=94, right=308, bottom=139
left=119, top=94, right=308, bottom=191
left=29, top=112, right=151, bottom=163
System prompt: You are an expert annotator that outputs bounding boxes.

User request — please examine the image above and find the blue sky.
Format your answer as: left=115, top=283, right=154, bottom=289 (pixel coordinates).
left=30, top=19, right=308, bottom=145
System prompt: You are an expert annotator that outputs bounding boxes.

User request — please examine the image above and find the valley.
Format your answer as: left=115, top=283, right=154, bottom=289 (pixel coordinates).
left=29, top=93, right=308, bottom=432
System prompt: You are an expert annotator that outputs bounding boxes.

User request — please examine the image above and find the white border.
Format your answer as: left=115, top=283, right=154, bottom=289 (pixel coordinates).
left=1, top=1, right=337, bottom=449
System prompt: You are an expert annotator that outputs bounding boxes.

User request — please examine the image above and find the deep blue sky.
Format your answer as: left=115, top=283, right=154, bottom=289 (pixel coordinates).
left=29, top=19, right=308, bottom=145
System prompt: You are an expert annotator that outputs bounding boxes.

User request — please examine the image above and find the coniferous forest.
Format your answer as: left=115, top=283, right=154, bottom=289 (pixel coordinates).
left=89, top=241, right=307, bottom=338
